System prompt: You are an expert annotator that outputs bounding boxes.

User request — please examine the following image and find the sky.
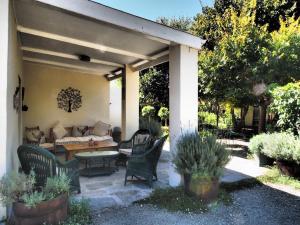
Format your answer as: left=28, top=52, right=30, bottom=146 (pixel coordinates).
left=92, top=0, right=214, bottom=21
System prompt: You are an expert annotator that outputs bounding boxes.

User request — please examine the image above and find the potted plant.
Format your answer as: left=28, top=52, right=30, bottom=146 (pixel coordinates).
left=173, top=131, right=230, bottom=202
left=0, top=171, right=70, bottom=225
left=261, top=132, right=300, bottom=178
left=249, top=133, right=275, bottom=167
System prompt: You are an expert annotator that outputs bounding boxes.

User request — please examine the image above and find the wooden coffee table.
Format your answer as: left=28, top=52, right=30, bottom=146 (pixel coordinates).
left=63, top=140, right=118, bottom=161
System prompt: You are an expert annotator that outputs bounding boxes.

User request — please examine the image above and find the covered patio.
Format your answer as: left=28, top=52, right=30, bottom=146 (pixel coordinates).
left=1, top=0, right=202, bottom=197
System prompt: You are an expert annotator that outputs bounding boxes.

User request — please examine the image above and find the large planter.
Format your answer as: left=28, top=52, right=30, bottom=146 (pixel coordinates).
left=276, top=160, right=300, bottom=178
left=8, top=193, right=68, bottom=225
left=254, top=152, right=275, bottom=167
left=189, top=178, right=219, bottom=203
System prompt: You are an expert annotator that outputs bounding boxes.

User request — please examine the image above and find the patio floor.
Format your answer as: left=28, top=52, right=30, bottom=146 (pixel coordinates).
left=75, top=139, right=269, bottom=210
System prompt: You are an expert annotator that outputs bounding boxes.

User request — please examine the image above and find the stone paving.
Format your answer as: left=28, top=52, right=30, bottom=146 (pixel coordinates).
left=76, top=139, right=268, bottom=210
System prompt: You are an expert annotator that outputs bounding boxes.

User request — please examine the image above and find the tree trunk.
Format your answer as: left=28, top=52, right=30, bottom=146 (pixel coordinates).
left=216, top=103, right=220, bottom=128
left=258, top=104, right=267, bottom=133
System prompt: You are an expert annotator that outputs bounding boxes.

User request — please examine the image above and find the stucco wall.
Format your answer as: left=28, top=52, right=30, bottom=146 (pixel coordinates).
left=0, top=0, right=23, bottom=218
left=23, top=63, right=110, bottom=137
left=109, top=79, right=122, bottom=128
left=6, top=0, right=24, bottom=172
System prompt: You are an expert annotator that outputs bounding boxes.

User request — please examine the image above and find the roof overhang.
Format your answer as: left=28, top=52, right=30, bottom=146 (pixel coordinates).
left=14, top=0, right=204, bottom=77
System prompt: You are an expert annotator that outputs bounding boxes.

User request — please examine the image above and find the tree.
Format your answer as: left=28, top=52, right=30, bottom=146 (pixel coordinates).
left=140, top=67, right=169, bottom=109
left=141, top=105, right=156, bottom=119
left=156, top=17, right=192, bottom=32
left=158, top=107, right=169, bottom=126
left=198, top=1, right=300, bottom=132
left=270, top=82, right=300, bottom=135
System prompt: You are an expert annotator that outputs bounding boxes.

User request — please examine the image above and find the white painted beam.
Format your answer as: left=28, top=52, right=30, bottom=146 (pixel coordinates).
left=17, top=25, right=156, bottom=60
left=131, top=49, right=169, bottom=71
left=23, top=57, right=105, bottom=75
left=21, top=46, right=123, bottom=67
left=36, top=0, right=204, bottom=49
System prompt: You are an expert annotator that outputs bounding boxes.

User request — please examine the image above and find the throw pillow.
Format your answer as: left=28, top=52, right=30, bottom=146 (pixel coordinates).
left=25, top=126, right=41, bottom=143
left=53, top=122, right=67, bottom=139
left=72, top=126, right=83, bottom=137
left=92, top=121, right=111, bottom=137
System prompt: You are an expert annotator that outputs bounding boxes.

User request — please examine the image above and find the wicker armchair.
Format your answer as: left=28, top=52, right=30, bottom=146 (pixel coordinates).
left=124, top=135, right=168, bottom=187
left=17, top=144, right=80, bottom=193
left=117, top=129, right=151, bottom=164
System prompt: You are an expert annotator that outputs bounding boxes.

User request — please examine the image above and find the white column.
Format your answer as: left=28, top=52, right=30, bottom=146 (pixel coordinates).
left=121, top=65, right=139, bottom=140
left=169, top=45, right=198, bottom=186
left=0, top=0, right=9, bottom=219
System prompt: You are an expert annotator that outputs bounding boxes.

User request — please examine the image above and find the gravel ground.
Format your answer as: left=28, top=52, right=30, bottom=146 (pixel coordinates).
left=92, top=185, right=300, bottom=225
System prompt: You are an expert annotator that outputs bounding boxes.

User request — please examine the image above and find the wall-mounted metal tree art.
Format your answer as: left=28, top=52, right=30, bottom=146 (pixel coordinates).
left=57, top=87, right=82, bottom=113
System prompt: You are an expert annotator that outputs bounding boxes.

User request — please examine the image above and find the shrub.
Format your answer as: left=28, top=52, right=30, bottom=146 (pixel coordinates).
left=0, top=171, right=35, bottom=205
left=139, top=117, right=162, bottom=138
left=249, top=133, right=268, bottom=155
left=62, top=198, right=92, bottom=225
left=270, top=82, right=300, bottom=135
left=158, top=107, right=169, bottom=126
left=173, top=131, right=230, bottom=179
left=261, top=133, right=300, bottom=163
left=21, top=191, right=46, bottom=208
left=0, top=172, right=70, bottom=208
left=44, top=173, right=70, bottom=200
left=141, top=105, right=156, bottom=119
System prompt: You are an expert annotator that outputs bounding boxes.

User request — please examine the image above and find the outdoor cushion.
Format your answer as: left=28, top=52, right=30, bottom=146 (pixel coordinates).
left=133, top=134, right=150, bottom=145
left=53, top=122, right=68, bottom=139
left=55, top=135, right=112, bottom=145
left=72, top=126, right=88, bottom=137
left=92, top=121, right=111, bottom=137
left=119, top=148, right=132, bottom=156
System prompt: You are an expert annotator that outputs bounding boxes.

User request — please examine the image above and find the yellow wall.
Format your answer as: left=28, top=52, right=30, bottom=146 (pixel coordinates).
left=23, top=63, right=110, bottom=137
left=245, top=106, right=254, bottom=126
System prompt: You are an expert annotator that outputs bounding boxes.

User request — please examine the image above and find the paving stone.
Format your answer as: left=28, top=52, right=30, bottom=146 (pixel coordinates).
left=89, top=197, right=118, bottom=210
left=85, top=181, right=114, bottom=190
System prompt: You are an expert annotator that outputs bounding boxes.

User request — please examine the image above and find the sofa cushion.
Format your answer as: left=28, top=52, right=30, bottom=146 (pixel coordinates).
left=119, top=148, right=132, bottom=156
left=55, top=135, right=112, bottom=145
left=72, top=126, right=88, bottom=137
left=53, top=122, right=68, bottom=139
left=92, top=121, right=111, bottom=137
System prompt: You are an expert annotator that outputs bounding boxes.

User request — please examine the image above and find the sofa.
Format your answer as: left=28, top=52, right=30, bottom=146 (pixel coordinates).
left=49, top=121, right=112, bottom=150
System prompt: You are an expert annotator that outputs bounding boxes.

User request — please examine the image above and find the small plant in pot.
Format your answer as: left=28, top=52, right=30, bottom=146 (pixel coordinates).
left=173, top=131, right=230, bottom=202
left=0, top=171, right=70, bottom=225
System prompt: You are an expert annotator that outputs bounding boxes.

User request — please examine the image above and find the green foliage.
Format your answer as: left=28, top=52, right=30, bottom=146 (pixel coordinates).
left=139, top=117, right=162, bottom=138
left=249, top=133, right=268, bottom=154
left=141, top=105, right=156, bottom=119
left=62, top=198, right=92, bottom=225
left=261, top=132, right=300, bottom=163
left=270, top=82, right=300, bottom=135
left=258, top=166, right=300, bottom=189
left=139, top=68, right=169, bottom=108
left=173, top=131, right=230, bottom=179
left=0, top=171, right=35, bottom=205
left=0, top=172, right=70, bottom=208
left=136, top=187, right=232, bottom=213
left=21, top=191, right=46, bottom=208
left=156, top=17, right=192, bottom=32
left=44, top=173, right=70, bottom=200
left=158, top=107, right=169, bottom=125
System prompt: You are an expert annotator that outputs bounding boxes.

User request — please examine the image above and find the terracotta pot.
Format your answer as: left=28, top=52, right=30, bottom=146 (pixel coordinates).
left=255, top=152, right=274, bottom=167
left=276, top=160, right=300, bottom=178
left=8, top=193, right=68, bottom=225
left=189, top=178, right=219, bottom=203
